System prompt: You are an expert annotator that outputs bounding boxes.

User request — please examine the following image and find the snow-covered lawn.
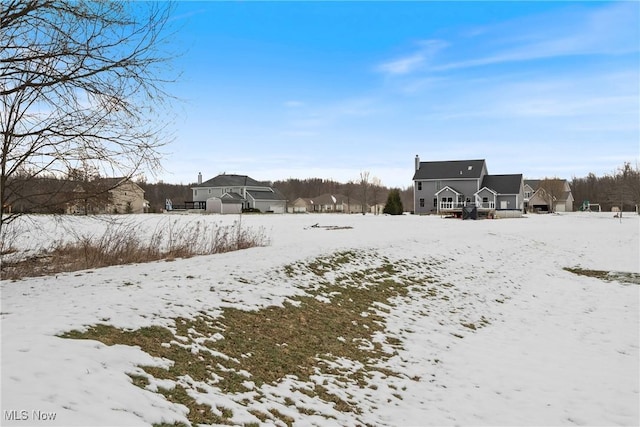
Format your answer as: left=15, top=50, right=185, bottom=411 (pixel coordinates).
left=1, top=212, right=638, bottom=426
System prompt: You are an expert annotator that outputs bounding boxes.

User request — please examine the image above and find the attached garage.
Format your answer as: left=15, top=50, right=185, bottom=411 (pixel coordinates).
left=206, top=196, right=242, bottom=214
left=247, top=190, right=286, bottom=213
left=269, top=204, right=285, bottom=214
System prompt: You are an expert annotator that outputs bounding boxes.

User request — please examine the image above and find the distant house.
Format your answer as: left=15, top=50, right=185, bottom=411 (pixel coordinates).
left=524, top=179, right=574, bottom=213
left=102, top=178, right=147, bottom=214
left=289, top=198, right=313, bottom=213
left=192, top=173, right=287, bottom=214
left=65, top=177, right=147, bottom=214
left=7, top=176, right=147, bottom=215
left=289, top=194, right=362, bottom=213
left=412, top=156, right=524, bottom=216
left=369, top=202, right=386, bottom=215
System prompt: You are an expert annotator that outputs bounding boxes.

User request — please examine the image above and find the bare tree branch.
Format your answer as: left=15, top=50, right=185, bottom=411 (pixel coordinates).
left=1, top=1, right=178, bottom=233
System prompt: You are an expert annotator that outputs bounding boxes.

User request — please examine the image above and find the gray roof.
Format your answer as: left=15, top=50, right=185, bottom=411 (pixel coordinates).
left=481, top=174, right=523, bottom=194
left=524, top=179, right=568, bottom=190
left=525, top=179, right=572, bottom=202
left=220, top=192, right=244, bottom=203
left=195, top=174, right=265, bottom=188
left=524, top=179, right=541, bottom=190
left=413, top=159, right=486, bottom=180
left=246, top=190, right=286, bottom=201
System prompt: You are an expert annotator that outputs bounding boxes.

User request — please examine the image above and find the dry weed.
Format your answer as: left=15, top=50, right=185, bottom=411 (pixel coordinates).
left=1, top=218, right=269, bottom=280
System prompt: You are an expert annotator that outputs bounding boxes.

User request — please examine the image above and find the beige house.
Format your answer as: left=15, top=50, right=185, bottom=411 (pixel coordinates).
left=105, top=178, right=147, bottom=214
left=524, top=179, right=574, bottom=213
left=289, top=198, right=313, bottom=213
left=369, top=202, right=386, bottom=215
left=289, top=194, right=363, bottom=213
left=67, top=178, right=147, bottom=214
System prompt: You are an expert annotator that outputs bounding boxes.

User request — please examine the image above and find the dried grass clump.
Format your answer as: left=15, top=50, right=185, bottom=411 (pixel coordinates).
left=1, top=219, right=269, bottom=280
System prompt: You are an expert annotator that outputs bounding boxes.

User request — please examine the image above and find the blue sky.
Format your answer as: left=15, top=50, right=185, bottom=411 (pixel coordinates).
left=159, top=1, right=639, bottom=188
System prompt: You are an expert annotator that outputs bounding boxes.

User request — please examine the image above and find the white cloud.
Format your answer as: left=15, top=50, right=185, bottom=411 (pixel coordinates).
left=377, top=52, right=426, bottom=75
left=376, top=39, right=448, bottom=76
left=284, top=100, right=305, bottom=108
left=433, top=2, right=639, bottom=72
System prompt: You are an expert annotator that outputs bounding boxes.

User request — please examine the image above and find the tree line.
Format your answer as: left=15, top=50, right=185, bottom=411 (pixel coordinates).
left=270, top=175, right=412, bottom=214
left=571, top=162, right=640, bottom=212
left=136, top=175, right=414, bottom=214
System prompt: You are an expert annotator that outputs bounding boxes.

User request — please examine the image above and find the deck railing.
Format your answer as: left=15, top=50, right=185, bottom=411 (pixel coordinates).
left=170, top=201, right=206, bottom=210
left=440, top=201, right=465, bottom=210
left=439, top=201, right=496, bottom=210
left=478, top=202, right=495, bottom=209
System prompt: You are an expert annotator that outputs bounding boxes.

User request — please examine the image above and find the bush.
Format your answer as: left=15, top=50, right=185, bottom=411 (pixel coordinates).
left=1, top=219, right=270, bottom=280
left=383, top=189, right=404, bottom=215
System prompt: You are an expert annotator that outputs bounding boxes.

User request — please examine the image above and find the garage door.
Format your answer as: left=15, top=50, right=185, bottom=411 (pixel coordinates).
left=270, top=204, right=285, bottom=214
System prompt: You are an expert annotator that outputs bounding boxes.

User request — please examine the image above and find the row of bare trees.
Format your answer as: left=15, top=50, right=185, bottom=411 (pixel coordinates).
left=271, top=171, right=396, bottom=214
left=571, top=162, right=640, bottom=212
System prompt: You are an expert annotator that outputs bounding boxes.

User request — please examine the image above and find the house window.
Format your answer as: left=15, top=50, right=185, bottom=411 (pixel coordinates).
left=419, top=198, right=425, bottom=208
left=195, top=190, right=198, bottom=196
left=417, top=182, right=422, bottom=191
left=482, top=197, right=488, bottom=203
left=433, top=198, right=437, bottom=207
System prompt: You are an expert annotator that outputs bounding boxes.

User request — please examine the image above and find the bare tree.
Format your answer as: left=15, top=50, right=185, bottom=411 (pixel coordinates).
left=1, top=1, right=177, bottom=235
left=359, top=171, right=370, bottom=214
left=619, top=162, right=640, bottom=213
left=539, top=178, right=567, bottom=213
left=369, top=176, right=383, bottom=215
left=571, top=163, right=640, bottom=212
left=341, top=180, right=356, bottom=213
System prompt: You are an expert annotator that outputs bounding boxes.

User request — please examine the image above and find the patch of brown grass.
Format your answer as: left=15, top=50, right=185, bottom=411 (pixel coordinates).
left=564, top=267, right=640, bottom=285
left=60, top=251, right=438, bottom=425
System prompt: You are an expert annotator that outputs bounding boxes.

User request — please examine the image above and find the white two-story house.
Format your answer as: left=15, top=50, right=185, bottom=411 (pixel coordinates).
left=192, top=173, right=287, bottom=214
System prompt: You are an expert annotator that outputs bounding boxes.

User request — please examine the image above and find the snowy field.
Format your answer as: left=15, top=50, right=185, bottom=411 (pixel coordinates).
left=1, top=212, right=639, bottom=426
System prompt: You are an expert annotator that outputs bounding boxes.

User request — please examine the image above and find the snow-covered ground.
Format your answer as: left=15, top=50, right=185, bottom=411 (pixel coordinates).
left=1, top=212, right=639, bottom=426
